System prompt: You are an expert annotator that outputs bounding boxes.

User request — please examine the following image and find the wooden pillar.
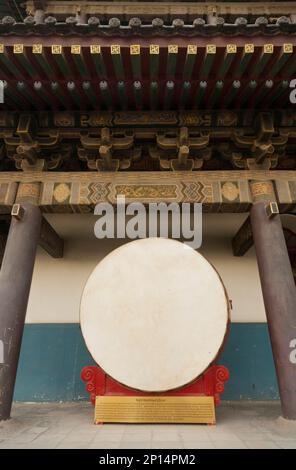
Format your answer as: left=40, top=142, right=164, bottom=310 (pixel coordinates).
left=250, top=181, right=296, bottom=420
left=0, top=183, right=41, bottom=420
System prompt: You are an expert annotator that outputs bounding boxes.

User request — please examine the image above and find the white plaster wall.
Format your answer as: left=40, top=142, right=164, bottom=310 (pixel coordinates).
left=24, top=212, right=275, bottom=324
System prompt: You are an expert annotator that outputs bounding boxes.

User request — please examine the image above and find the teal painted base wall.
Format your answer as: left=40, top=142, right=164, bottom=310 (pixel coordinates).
left=14, top=323, right=279, bottom=402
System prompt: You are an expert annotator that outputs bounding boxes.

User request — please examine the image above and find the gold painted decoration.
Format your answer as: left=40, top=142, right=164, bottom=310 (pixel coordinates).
left=130, top=45, right=140, bottom=55
left=71, top=45, right=81, bottom=55
left=0, top=45, right=4, bottom=54
left=168, top=45, right=178, bottom=54
left=250, top=181, right=274, bottom=202
left=283, top=44, right=293, bottom=54
left=217, top=112, right=238, bottom=127
left=95, top=396, right=215, bottom=424
left=187, top=45, right=197, bottom=55
left=54, top=113, right=75, bottom=127
left=80, top=113, right=112, bottom=127
left=52, top=45, right=62, bottom=55
left=264, top=44, right=274, bottom=54
left=244, top=44, right=254, bottom=54
left=180, top=112, right=212, bottom=127
left=150, top=45, right=159, bottom=55
left=206, top=44, right=216, bottom=54
left=115, top=184, right=177, bottom=199
left=13, top=44, right=24, bottom=54
left=181, top=181, right=213, bottom=202
left=111, top=45, right=121, bottom=55
left=227, top=44, right=237, bottom=54
left=32, top=44, right=43, bottom=54
left=90, top=45, right=101, bottom=54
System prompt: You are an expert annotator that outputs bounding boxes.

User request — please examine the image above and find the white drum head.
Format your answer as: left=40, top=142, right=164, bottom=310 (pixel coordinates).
left=80, top=238, right=229, bottom=392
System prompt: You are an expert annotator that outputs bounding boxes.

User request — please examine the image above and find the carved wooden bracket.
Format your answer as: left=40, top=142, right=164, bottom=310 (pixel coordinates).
left=79, top=127, right=141, bottom=171
left=150, top=127, right=210, bottom=170
left=3, top=114, right=65, bottom=170
left=232, top=113, right=288, bottom=167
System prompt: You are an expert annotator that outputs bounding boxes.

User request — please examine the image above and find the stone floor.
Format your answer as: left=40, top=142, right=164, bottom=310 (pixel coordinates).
left=0, top=402, right=295, bottom=449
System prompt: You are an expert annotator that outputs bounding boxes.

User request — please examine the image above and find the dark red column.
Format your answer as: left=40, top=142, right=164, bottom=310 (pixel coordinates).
left=0, top=204, right=41, bottom=420
left=250, top=202, right=296, bottom=420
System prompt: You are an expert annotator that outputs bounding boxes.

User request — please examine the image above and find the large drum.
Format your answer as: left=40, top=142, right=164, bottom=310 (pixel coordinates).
left=80, top=238, right=230, bottom=392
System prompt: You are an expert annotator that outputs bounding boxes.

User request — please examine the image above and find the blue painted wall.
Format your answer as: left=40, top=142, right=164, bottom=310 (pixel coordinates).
left=14, top=323, right=279, bottom=402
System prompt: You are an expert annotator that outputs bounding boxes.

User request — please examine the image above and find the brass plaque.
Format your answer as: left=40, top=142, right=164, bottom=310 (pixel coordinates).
left=95, top=396, right=215, bottom=424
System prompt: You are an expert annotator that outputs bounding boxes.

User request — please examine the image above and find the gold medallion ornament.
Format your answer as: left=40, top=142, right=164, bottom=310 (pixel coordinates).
left=53, top=183, right=71, bottom=203
left=221, top=182, right=240, bottom=202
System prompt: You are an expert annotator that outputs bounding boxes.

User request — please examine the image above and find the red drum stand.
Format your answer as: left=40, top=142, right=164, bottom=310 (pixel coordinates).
left=81, top=364, right=229, bottom=424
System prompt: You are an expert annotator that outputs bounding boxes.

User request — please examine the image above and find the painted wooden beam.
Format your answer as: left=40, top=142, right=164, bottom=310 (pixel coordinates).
left=0, top=218, right=9, bottom=267
left=0, top=171, right=295, bottom=214
left=25, top=1, right=296, bottom=18
left=252, top=44, right=274, bottom=78
left=32, top=44, right=55, bottom=79
left=89, top=45, right=106, bottom=78
left=50, top=45, right=71, bottom=78
left=130, top=45, right=141, bottom=80
left=39, top=216, right=64, bottom=259
left=149, top=44, right=159, bottom=79
left=269, top=44, right=294, bottom=78
left=150, top=81, right=158, bottom=110
left=235, top=43, right=254, bottom=76
left=166, top=45, right=178, bottom=78
left=111, top=45, right=125, bottom=80
left=117, top=81, right=128, bottom=110
left=219, top=44, right=237, bottom=78
left=82, top=81, right=97, bottom=108
left=196, top=81, right=207, bottom=106
left=183, top=45, right=197, bottom=80
left=201, top=44, right=216, bottom=79
left=133, top=81, right=143, bottom=110
left=99, top=81, right=112, bottom=109
left=232, top=216, right=253, bottom=257
left=70, top=45, right=88, bottom=78
left=164, top=81, right=175, bottom=110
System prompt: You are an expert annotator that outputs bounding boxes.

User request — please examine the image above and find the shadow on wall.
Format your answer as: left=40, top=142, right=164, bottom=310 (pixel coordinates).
left=14, top=323, right=278, bottom=402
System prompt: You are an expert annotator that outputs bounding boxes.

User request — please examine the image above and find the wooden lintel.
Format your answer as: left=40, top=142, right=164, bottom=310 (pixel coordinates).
left=39, top=216, right=64, bottom=258
left=25, top=1, right=296, bottom=18
left=232, top=216, right=254, bottom=257
left=1, top=171, right=296, bottom=214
